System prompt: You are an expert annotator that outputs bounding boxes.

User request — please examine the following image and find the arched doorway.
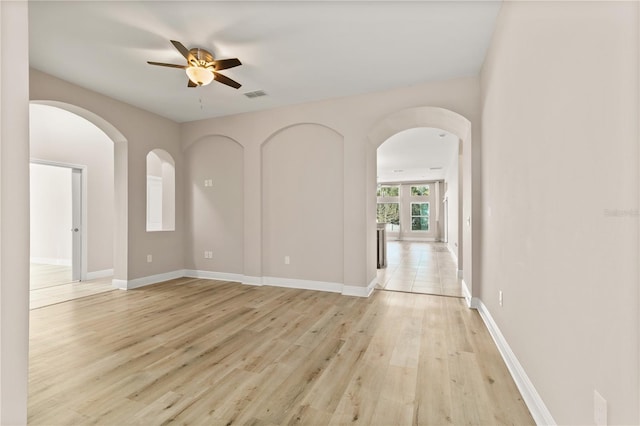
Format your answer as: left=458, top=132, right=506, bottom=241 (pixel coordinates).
left=375, top=127, right=461, bottom=297
left=30, top=100, right=129, bottom=284
left=368, top=106, right=474, bottom=301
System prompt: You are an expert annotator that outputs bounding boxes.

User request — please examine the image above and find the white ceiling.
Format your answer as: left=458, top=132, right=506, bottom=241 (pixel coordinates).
left=29, top=1, right=501, bottom=123
left=377, top=127, right=459, bottom=183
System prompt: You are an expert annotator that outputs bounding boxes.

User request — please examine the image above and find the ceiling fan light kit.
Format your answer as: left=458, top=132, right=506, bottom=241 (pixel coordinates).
left=147, top=40, right=242, bottom=89
left=186, top=66, right=214, bottom=86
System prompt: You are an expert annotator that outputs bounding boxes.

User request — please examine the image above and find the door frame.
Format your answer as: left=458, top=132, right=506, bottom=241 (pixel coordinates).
left=30, top=158, right=88, bottom=281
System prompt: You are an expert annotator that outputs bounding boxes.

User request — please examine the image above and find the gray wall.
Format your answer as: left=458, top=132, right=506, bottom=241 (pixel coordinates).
left=480, top=1, right=639, bottom=423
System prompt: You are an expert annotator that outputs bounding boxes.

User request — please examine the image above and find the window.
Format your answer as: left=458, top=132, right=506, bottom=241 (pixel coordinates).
left=377, top=185, right=399, bottom=197
left=410, top=185, right=430, bottom=197
left=377, top=203, right=400, bottom=231
left=411, top=202, right=429, bottom=231
left=146, top=149, right=175, bottom=232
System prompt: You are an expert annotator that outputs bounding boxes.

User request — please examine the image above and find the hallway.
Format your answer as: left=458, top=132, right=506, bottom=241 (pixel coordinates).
left=377, top=241, right=463, bottom=298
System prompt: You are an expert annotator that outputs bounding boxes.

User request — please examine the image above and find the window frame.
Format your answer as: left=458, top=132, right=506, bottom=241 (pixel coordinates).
left=410, top=201, right=430, bottom=232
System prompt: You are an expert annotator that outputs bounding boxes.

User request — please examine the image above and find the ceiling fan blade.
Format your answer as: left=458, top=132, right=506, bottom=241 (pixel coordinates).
left=213, top=72, right=241, bottom=89
left=147, top=61, right=188, bottom=69
left=214, top=58, right=242, bottom=71
left=170, top=40, right=195, bottom=64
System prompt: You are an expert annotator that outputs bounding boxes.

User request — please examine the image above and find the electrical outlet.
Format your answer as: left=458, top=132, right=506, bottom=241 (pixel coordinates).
left=284, top=256, right=290, bottom=265
left=204, top=179, right=213, bottom=187
left=208, top=251, right=213, bottom=259
left=147, top=254, right=152, bottom=263
left=498, top=290, right=503, bottom=307
left=204, top=250, right=208, bottom=259
left=594, top=390, right=607, bottom=426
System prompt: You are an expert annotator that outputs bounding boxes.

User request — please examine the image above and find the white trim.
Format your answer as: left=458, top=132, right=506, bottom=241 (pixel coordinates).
left=343, top=277, right=377, bottom=297
left=111, top=279, right=127, bottom=290
left=475, top=299, right=556, bottom=426
left=30, top=257, right=71, bottom=266
left=112, top=270, right=378, bottom=298
left=111, top=270, right=184, bottom=290
left=86, top=268, right=113, bottom=280
left=457, top=269, right=463, bottom=278
left=241, top=275, right=264, bottom=286
left=461, top=279, right=479, bottom=308
left=262, top=276, right=343, bottom=293
left=447, top=244, right=458, bottom=262
left=183, top=269, right=244, bottom=283
left=31, top=159, right=89, bottom=281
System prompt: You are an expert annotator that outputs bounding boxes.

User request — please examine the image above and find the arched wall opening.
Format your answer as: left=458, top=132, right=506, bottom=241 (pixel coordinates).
left=183, top=135, right=244, bottom=276
left=29, top=103, right=115, bottom=283
left=368, top=106, right=474, bottom=298
left=30, top=100, right=129, bottom=282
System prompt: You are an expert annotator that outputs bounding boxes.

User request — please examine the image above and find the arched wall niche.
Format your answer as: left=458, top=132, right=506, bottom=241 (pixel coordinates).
left=261, top=123, right=345, bottom=286
left=146, top=149, right=176, bottom=232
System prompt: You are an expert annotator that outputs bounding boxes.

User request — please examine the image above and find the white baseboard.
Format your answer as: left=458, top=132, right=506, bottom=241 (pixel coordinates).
left=343, top=277, right=377, bottom=298
left=262, top=276, right=343, bottom=294
left=241, top=275, right=263, bottom=286
left=183, top=269, right=244, bottom=283
left=475, top=299, right=556, bottom=425
left=461, top=279, right=479, bottom=308
left=447, top=244, right=458, bottom=262
left=112, top=270, right=376, bottom=298
left=112, top=270, right=185, bottom=290
left=86, top=268, right=113, bottom=280
left=30, top=257, right=71, bottom=266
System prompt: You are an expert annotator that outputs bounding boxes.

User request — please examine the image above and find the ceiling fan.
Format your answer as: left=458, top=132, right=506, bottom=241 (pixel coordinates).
left=147, top=40, right=242, bottom=89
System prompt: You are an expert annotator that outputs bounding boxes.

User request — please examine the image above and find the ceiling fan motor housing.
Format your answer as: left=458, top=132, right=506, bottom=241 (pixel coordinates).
left=189, top=48, right=214, bottom=67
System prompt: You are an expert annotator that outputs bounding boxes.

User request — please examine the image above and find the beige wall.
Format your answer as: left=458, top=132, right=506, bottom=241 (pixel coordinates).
left=1, top=2, right=30, bottom=422
left=480, top=1, right=639, bottom=424
left=30, top=69, right=183, bottom=281
left=30, top=104, right=114, bottom=273
left=445, top=149, right=460, bottom=261
left=262, top=124, right=344, bottom=283
left=184, top=135, right=244, bottom=274
left=182, top=77, right=480, bottom=290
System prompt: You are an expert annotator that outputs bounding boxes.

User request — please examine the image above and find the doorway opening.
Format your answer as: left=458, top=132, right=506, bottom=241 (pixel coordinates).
left=29, top=162, right=83, bottom=289
left=368, top=106, right=474, bottom=302
left=375, top=127, right=462, bottom=297
left=29, top=102, right=124, bottom=308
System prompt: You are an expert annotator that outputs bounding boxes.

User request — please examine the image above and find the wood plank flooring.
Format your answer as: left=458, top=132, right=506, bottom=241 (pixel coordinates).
left=29, top=278, right=534, bottom=425
left=30, top=263, right=114, bottom=310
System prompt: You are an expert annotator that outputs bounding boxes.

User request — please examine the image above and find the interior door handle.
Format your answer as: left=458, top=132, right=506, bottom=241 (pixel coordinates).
left=71, top=228, right=79, bottom=232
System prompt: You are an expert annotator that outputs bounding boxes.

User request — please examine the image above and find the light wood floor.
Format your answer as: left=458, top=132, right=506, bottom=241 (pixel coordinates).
left=29, top=278, right=534, bottom=425
left=377, top=241, right=463, bottom=298
left=30, top=263, right=115, bottom=310
left=30, top=263, right=72, bottom=290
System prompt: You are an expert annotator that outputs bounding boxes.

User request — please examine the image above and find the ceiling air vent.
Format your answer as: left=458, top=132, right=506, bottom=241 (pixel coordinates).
left=244, top=90, right=267, bottom=99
